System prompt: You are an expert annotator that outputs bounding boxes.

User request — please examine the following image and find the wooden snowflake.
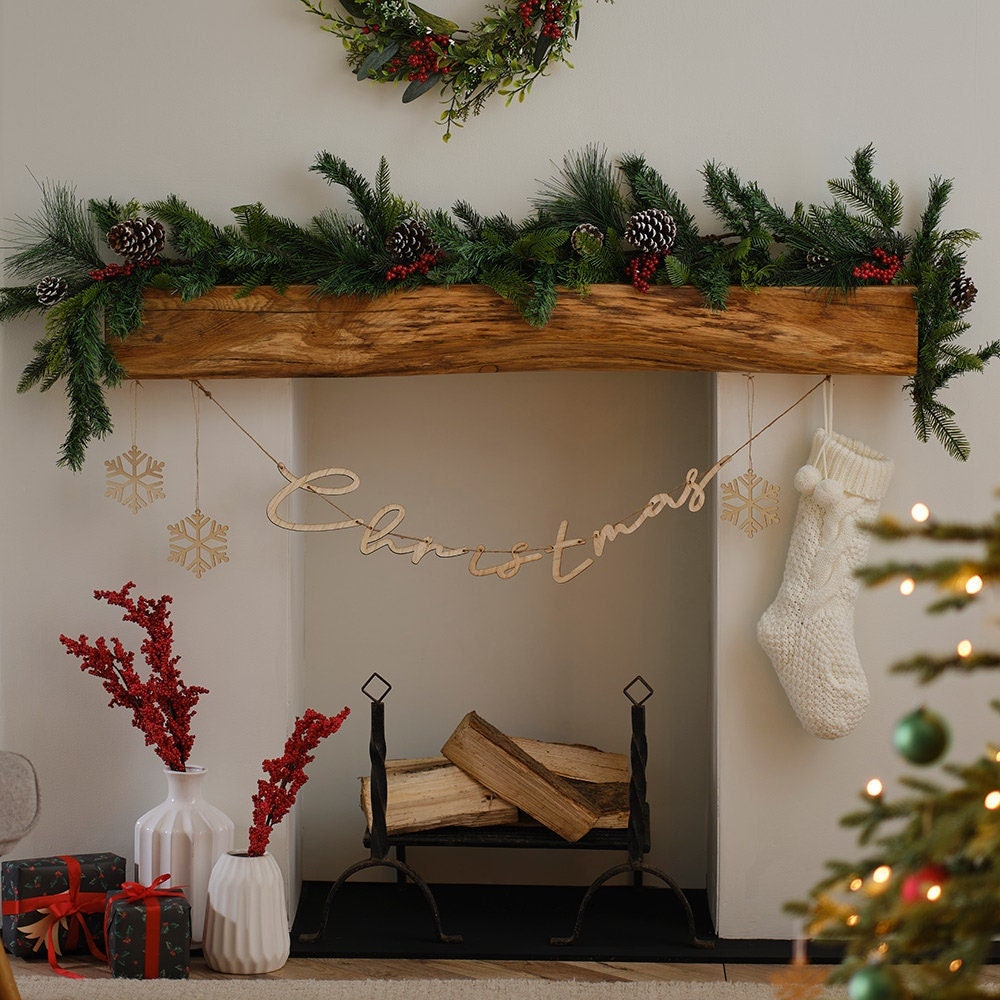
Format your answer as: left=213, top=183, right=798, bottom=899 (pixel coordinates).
left=720, top=470, right=780, bottom=538
left=105, top=445, right=165, bottom=514
left=167, top=508, right=229, bottom=579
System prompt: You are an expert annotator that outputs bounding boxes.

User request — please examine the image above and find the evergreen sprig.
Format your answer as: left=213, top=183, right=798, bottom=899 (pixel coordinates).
left=0, top=146, right=993, bottom=468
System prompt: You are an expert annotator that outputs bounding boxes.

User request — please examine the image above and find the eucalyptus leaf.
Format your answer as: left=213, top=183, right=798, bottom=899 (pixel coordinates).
left=410, top=3, right=460, bottom=35
left=402, top=73, right=442, bottom=103
left=357, top=41, right=399, bottom=80
left=338, top=0, right=367, bottom=17
left=533, top=32, right=555, bottom=69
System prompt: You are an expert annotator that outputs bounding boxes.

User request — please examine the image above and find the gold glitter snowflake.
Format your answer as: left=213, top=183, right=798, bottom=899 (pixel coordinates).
left=105, top=445, right=165, bottom=514
left=167, top=509, right=229, bottom=579
left=720, top=470, right=780, bottom=538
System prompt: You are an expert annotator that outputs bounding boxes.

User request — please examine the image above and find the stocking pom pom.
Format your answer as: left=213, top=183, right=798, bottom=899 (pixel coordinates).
left=813, top=479, right=845, bottom=508
left=794, top=465, right=822, bottom=495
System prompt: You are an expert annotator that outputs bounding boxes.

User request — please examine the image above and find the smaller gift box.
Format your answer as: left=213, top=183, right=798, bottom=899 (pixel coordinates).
left=2, top=852, right=126, bottom=976
left=104, top=875, right=190, bottom=979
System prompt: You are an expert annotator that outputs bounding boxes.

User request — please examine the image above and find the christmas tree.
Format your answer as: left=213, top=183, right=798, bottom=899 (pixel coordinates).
left=790, top=500, right=1000, bottom=1000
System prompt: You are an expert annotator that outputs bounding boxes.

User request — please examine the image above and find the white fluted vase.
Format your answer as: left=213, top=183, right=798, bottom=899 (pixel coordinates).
left=134, top=765, right=234, bottom=945
left=202, top=851, right=290, bottom=975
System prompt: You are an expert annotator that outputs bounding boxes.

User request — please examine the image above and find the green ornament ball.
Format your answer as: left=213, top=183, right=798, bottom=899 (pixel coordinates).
left=848, top=965, right=899, bottom=1000
left=893, top=706, right=950, bottom=765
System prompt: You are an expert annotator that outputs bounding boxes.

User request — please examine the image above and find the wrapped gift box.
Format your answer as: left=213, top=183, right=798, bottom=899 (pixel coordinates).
left=2, top=853, right=126, bottom=962
left=105, top=880, right=190, bottom=979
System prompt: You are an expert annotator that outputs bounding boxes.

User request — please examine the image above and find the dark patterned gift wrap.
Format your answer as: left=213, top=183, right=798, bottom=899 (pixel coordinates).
left=1, top=853, right=126, bottom=975
left=104, top=877, right=191, bottom=979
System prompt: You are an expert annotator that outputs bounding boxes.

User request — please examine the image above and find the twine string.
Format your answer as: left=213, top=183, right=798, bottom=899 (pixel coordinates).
left=188, top=375, right=830, bottom=556
left=130, top=381, right=139, bottom=450
left=191, top=382, right=201, bottom=512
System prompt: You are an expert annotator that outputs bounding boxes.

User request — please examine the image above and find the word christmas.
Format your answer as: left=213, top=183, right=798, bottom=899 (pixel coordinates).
left=266, top=458, right=730, bottom=583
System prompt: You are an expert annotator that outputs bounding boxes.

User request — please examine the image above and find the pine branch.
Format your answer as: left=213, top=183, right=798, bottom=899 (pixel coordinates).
left=531, top=145, right=632, bottom=236
left=3, top=181, right=104, bottom=281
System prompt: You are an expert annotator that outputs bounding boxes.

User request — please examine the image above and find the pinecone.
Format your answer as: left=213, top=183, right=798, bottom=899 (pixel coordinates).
left=386, top=218, right=434, bottom=263
left=805, top=249, right=831, bottom=271
left=347, top=220, right=367, bottom=242
left=624, top=208, right=677, bottom=254
left=35, top=275, right=68, bottom=306
left=950, top=272, right=978, bottom=312
left=570, top=222, right=604, bottom=255
left=106, top=217, right=165, bottom=263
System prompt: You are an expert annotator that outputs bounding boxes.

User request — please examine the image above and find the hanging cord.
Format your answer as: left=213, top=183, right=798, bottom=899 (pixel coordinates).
left=191, top=382, right=201, bottom=513
left=813, top=376, right=835, bottom=477
left=745, top=375, right=755, bottom=473
left=189, top=375, right=830, bottom=556
left=129, top=381, right=139, bottom=450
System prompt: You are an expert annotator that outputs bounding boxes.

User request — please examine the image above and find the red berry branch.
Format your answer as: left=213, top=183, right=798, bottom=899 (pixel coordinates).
left=852, top=246, right=901, bottom=285
left=59, top=582, right=208, bottom=772
left=247, top=707, right=351, bottom=857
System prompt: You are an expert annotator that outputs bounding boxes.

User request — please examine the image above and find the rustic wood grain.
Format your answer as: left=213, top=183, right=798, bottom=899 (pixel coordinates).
left=359, top=757, right=520, bottom=835
left=441, top=712, right=601, bottom=842
left=110, top=285, right=918, bottom=379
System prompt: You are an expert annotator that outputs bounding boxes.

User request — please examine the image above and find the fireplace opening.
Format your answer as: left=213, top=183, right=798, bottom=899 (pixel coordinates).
left=290, top=672, right=717, bottom=959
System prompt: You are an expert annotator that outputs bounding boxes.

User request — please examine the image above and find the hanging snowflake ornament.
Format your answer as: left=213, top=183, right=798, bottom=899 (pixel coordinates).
left=720, top=470, right=781, bottom=538
left=105, top=444, right=166, bottom=514
left=167, top=509, right=229, bottom=579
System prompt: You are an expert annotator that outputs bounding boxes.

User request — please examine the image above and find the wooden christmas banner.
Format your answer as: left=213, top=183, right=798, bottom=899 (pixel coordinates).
left=265, top=458, right=730, bottom=584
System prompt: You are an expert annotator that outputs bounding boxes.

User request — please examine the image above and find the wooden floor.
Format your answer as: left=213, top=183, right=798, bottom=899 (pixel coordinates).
left=15, top=955, right=1000, bottom=988
left=9, top=954, right=829, bottom=985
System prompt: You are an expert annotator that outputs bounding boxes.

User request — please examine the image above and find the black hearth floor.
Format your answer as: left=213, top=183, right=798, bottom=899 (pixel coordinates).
left=290, top=881, right=845, bottom=964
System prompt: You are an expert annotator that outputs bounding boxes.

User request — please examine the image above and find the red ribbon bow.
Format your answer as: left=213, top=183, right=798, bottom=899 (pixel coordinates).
left=105, top=873, right=187, bottom=979
left=0, top=855, right=109, bottom=979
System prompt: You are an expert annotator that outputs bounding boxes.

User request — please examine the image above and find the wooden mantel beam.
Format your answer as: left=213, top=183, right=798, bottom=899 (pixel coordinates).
left=110, top=284, right=918, bottom=380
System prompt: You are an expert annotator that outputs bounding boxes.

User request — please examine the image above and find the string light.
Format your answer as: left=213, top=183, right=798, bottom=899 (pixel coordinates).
left=949, top=959, right=963, bottom=972
left=910, top=502, right=931, bottom=523
left=984, top=790, right=1000, bottom=810
left=846, top=914, right=860, bottom=927
left=876, top=943, right=889, bottom=956
left=866, top=778, right=884, bottom=798
left=872, top=865, right=892, bottom=884
left=957, top=639, right=973, bottom=658
left=965, top=574, right=984, bottom=595
left=849, top=877, right=864, bottom=892
left=926, top=884, right=943, bottom=902
left=899, top=577, right=916, bottom=596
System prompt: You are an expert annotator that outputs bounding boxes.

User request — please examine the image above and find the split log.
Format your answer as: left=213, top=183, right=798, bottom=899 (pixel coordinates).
left=441, top=712, right=602, bottom=842
left=360, top=757, right=518, bottom=835
left=510, top=737, right=628, bottom=784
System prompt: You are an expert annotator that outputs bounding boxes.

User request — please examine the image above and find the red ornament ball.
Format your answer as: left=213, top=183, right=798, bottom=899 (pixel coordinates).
left=900, top=862, right=949, bottom=904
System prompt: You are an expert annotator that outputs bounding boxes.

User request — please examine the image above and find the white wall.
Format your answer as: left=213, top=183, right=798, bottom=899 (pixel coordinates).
left=2, top=0, right=999, bottom=940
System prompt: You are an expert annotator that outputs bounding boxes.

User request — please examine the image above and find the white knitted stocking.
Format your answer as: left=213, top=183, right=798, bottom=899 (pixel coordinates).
left=756, top=430, right=894, bottom=739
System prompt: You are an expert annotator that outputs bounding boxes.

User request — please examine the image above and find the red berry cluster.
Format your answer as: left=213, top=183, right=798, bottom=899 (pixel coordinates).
left=852, top=247, right=901, bottom=285
left=89, top=258, right=161, bottom=282
left=518, top=0, right=563, bottom=37
left=625, top=253, right=662, bottom=293
left=360, top=23, right=380, bottom=34
left=59, top=582, right=208, bottom=773
left=406, top=34, right=452, bottom=82
left=386, top=249, right=444, bottom=282
left=247, top=706, right=351, bottom=856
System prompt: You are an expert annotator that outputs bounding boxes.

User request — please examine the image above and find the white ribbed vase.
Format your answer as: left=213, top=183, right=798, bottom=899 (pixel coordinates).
left=134, top=765, right=234, bottom=945
left=202, top=851, right=290, bottom=975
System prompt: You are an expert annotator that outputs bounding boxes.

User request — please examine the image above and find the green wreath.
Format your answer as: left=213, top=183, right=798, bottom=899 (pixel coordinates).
left=299, top=0, right=612, bottom=139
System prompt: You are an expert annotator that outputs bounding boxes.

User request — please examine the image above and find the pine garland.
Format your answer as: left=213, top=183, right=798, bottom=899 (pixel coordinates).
left=0, top=145, right=993, bottom=468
